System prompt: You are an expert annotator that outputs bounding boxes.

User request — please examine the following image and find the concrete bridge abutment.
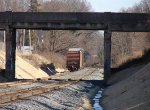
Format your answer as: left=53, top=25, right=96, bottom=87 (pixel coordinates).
left=5, top=27, right=16, bottom=81
left=104, top=29, right=112, bottom=81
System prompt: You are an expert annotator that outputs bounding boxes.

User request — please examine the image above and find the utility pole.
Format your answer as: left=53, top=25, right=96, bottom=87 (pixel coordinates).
left=29, top=0, right=39, bottom=52
left=3, top=31, right=6, bottom=50
left=23, top=29, right=25, bottom=53
left=29, top=29, right=32, bottom=53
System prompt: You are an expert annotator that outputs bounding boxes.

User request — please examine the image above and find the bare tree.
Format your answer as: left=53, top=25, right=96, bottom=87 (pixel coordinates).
left=41, top=0, right=91, bottom=12
left=40, top=0, right=93, bottom=53
left=111, top=0, right=150, bottom=66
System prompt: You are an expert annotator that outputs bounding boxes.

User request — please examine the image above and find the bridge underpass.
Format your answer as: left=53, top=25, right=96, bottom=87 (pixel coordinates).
left=0, top=11, right=150, bottom=81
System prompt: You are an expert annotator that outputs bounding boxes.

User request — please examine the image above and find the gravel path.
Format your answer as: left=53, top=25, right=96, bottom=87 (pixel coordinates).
left=59, top=68, right=103, bottom=80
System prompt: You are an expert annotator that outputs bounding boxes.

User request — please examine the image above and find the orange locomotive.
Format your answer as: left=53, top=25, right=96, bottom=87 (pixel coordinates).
left=66, top=48, right=87, bottom=71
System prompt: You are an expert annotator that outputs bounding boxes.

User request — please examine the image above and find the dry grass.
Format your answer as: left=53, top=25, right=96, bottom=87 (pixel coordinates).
left=21, top=54, right=51, bottom=68
left=111, top=49, right=150, bottom=73
left=21, top=52, right=66, bottom=70
left=41, top=52, right=66, bottom=69
left=113, top=50, right=144, bottom=68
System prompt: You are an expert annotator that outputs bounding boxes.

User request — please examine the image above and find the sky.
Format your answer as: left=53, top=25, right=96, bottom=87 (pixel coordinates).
left=88, top=0, right=142, bottom=12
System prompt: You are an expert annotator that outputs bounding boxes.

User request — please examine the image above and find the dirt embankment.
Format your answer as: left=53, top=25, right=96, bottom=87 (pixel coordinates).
left=101, top=62, right=150, bottom=110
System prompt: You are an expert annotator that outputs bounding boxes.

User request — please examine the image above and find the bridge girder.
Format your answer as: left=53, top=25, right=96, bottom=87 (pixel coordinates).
left=0, top=12, right=150, bottom=31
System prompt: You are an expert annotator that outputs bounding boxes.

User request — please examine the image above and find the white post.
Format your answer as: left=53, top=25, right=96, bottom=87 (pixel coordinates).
left=23, top=29, right=25, bottom=53
left=29, top=29, right=32, bottom=53
left=3, top=30, right=6, bottom=50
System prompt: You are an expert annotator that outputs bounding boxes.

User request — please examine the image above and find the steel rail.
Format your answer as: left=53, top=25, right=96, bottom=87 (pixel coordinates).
left=0, top=80, right=77, bottom=104
left=0, top=68, right=97, bottom=104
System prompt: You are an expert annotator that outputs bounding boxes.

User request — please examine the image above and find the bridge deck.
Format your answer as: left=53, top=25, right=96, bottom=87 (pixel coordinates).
left=0, top=12, right=150, bottom=31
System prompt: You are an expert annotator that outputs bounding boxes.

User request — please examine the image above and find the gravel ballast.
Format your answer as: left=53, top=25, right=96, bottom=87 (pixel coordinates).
left=0, top=68, right=104, bottom=110
left=0, top=81, right=100, bottom=110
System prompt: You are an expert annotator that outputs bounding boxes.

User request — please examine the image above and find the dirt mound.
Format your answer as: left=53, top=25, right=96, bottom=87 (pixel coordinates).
left=21, top=53, right=66, bottom=72
left=16, top=55, right=49, bottom=79
left=0, top=51, right=49, bottom=80
left=102, top=62, right=150, bottom=110
left=20, top=54, right=50, bottom=68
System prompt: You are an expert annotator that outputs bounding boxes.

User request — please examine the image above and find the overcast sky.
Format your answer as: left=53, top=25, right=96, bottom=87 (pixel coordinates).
left=88, top=0, right=142, bottom=12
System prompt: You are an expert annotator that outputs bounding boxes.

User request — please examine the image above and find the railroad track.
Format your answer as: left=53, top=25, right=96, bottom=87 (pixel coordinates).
left=0, top=68, right=97, bottom=104
left=79, top=68, right=97, bottom=80
left=0, top=80, right=78, bottom=104
left=0, top=73, right=66, bottom=89
left=0, top=81, right=33, bottom=89
left=57, top=68, right=97, bottom=80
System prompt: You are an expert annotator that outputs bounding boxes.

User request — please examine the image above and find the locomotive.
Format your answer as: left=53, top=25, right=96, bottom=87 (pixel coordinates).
left=66, top=48, right=87, bottom=71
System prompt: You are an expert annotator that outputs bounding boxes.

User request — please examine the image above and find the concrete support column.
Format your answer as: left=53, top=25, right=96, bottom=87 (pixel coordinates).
left=5, top=27, right=16, bottom=81
left=104, top=29, right=112, bottom=81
